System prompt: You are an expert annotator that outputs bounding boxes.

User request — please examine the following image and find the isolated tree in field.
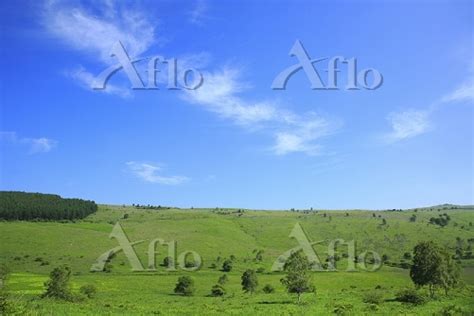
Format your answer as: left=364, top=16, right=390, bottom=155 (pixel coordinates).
left=174, top=276, right=195, bottom=296
left=222, top=259, right=233, bottom=272
left=280, top=250, right=313, bottom=303
left=410, top=241, right=461, bottom=296
left=241, top=269, right=258, bottom=293
left=42, top=265, right=73, bottom=300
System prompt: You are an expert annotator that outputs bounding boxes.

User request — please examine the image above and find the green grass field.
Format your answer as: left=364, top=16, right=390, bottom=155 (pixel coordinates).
left=1, top=205, right=473, bottom=315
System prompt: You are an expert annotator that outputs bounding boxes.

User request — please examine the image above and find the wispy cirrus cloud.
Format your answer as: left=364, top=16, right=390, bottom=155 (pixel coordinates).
left=66, top=66, right=132, bottom=98
left=126, top=161, right=189, bottom=185
left=42, top=0, right=158, bottom=98
left=183, top=67, right=340, bottom=155
left=383, top=73, right=473, bottom=143
left=441, top=77, right=474, bottom=104
left=43, top=1, right=156, bottom=63
left=0, top=131, right=57, bottom=154
left=383, top=110, right=431, bottom=143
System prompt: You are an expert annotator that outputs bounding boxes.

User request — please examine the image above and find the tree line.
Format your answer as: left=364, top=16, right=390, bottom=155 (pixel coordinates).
left=0, top=191, right=97, bottom=221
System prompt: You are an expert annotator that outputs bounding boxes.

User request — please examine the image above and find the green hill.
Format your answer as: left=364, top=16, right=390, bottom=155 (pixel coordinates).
left=1, top=204, right=473, bottom=315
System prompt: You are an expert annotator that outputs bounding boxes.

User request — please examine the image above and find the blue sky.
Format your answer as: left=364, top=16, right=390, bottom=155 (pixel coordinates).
left=0, top=0, right=472, bottom=210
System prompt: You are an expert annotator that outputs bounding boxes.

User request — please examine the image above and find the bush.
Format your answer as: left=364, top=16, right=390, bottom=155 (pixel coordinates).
left=174, top=276, right=195, bottom=296
left=395, top=288, right=426, bottom=305
left=162, top=256, right=174, bottom=268
left=438, top=304, right=466, bottom=316
left=222, top=259, right=233, bottom=272
left=262, top=284, right=275, bottom=294
left=256, top=267, right=265, bottom=273
left=217, top=274, right=228, bottom=285
left=362, top=290, right=383, bottom=305
left=80, top=284, right=97, bottom=299
left=210, top=284, right=226, bottom=297
left=333, top=303, right=353, bottom=315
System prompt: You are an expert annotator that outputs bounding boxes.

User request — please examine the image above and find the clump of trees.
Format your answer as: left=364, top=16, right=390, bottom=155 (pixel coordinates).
left=0, top=191, right=97, bottom=221
left=280, top=250, right=314, bottom=303
left=410, top=241, right=461, bottom=296
left=429, top=214, right=451, bottom=227
left=174, top=276, right=195, bottom=296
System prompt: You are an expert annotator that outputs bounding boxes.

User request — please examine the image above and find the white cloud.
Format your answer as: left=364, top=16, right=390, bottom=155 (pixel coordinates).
left=43, top=1, right=156, bottom=63
left=126, top=161, right=189, bottom=185
left=66, top=66, right=131, bottom=98
left=25, top=137, right=58, bottom=153
left=0, top=131, right=57, bottom=154
left=183, top=67, right=340, bottom=155
left=184, top=68, right=277, bottom=125
left=441, top=78, right=474, bottom=103
left=382, top=73, right=473, bottom=144
left=384, top=110, right=431, bottom=143
left=188, top=0, right=209, bottom=25
left=272, top=115, right=335, bottom=155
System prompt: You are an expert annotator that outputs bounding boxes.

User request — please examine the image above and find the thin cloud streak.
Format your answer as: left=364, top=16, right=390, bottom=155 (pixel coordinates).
left=126, top=161, right=189, bottom=185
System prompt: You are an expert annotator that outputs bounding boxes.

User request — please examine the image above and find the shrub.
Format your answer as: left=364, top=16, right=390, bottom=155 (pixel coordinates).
left=222, top=259, right=233, bottom=272
left=262, top=284, right=275, bottom=294
left=80, top=284, right=97, bottom=299
left=218, top=274, right=228, bottom=285
left=256, top=267, right=265, bottom=273
left=210, top=284, right=225, bottom=297
left=362, top=290, right=383, bottom=305
left=174, top=276, right=195, bottom=296
left=395, top=288, right=426, bottom=305
left=162, top=256, right=174, bottom=268
left=333, top=303, right=353, bottom=315
left=438, top=304, right=465, bottom=316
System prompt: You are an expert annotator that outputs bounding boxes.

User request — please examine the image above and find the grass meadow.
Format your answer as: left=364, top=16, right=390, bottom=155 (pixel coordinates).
left=1, top=205, right=473, bottom=315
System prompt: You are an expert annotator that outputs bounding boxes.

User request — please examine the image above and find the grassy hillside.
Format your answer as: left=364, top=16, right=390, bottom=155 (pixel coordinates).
left=1, top=205, right=473, bottom=315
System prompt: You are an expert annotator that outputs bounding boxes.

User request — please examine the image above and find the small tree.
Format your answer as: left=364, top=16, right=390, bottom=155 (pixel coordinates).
left=222, top=259, right=233, bottom=272
left=42, top=265, right=73, bottom=300
left=174, top=276, right=195, bottom=296
left=241, top=269, right=258, bottom=293
left=280, top=250, right=313, bottom=303
left=410, top=241, right=461, bottom=296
